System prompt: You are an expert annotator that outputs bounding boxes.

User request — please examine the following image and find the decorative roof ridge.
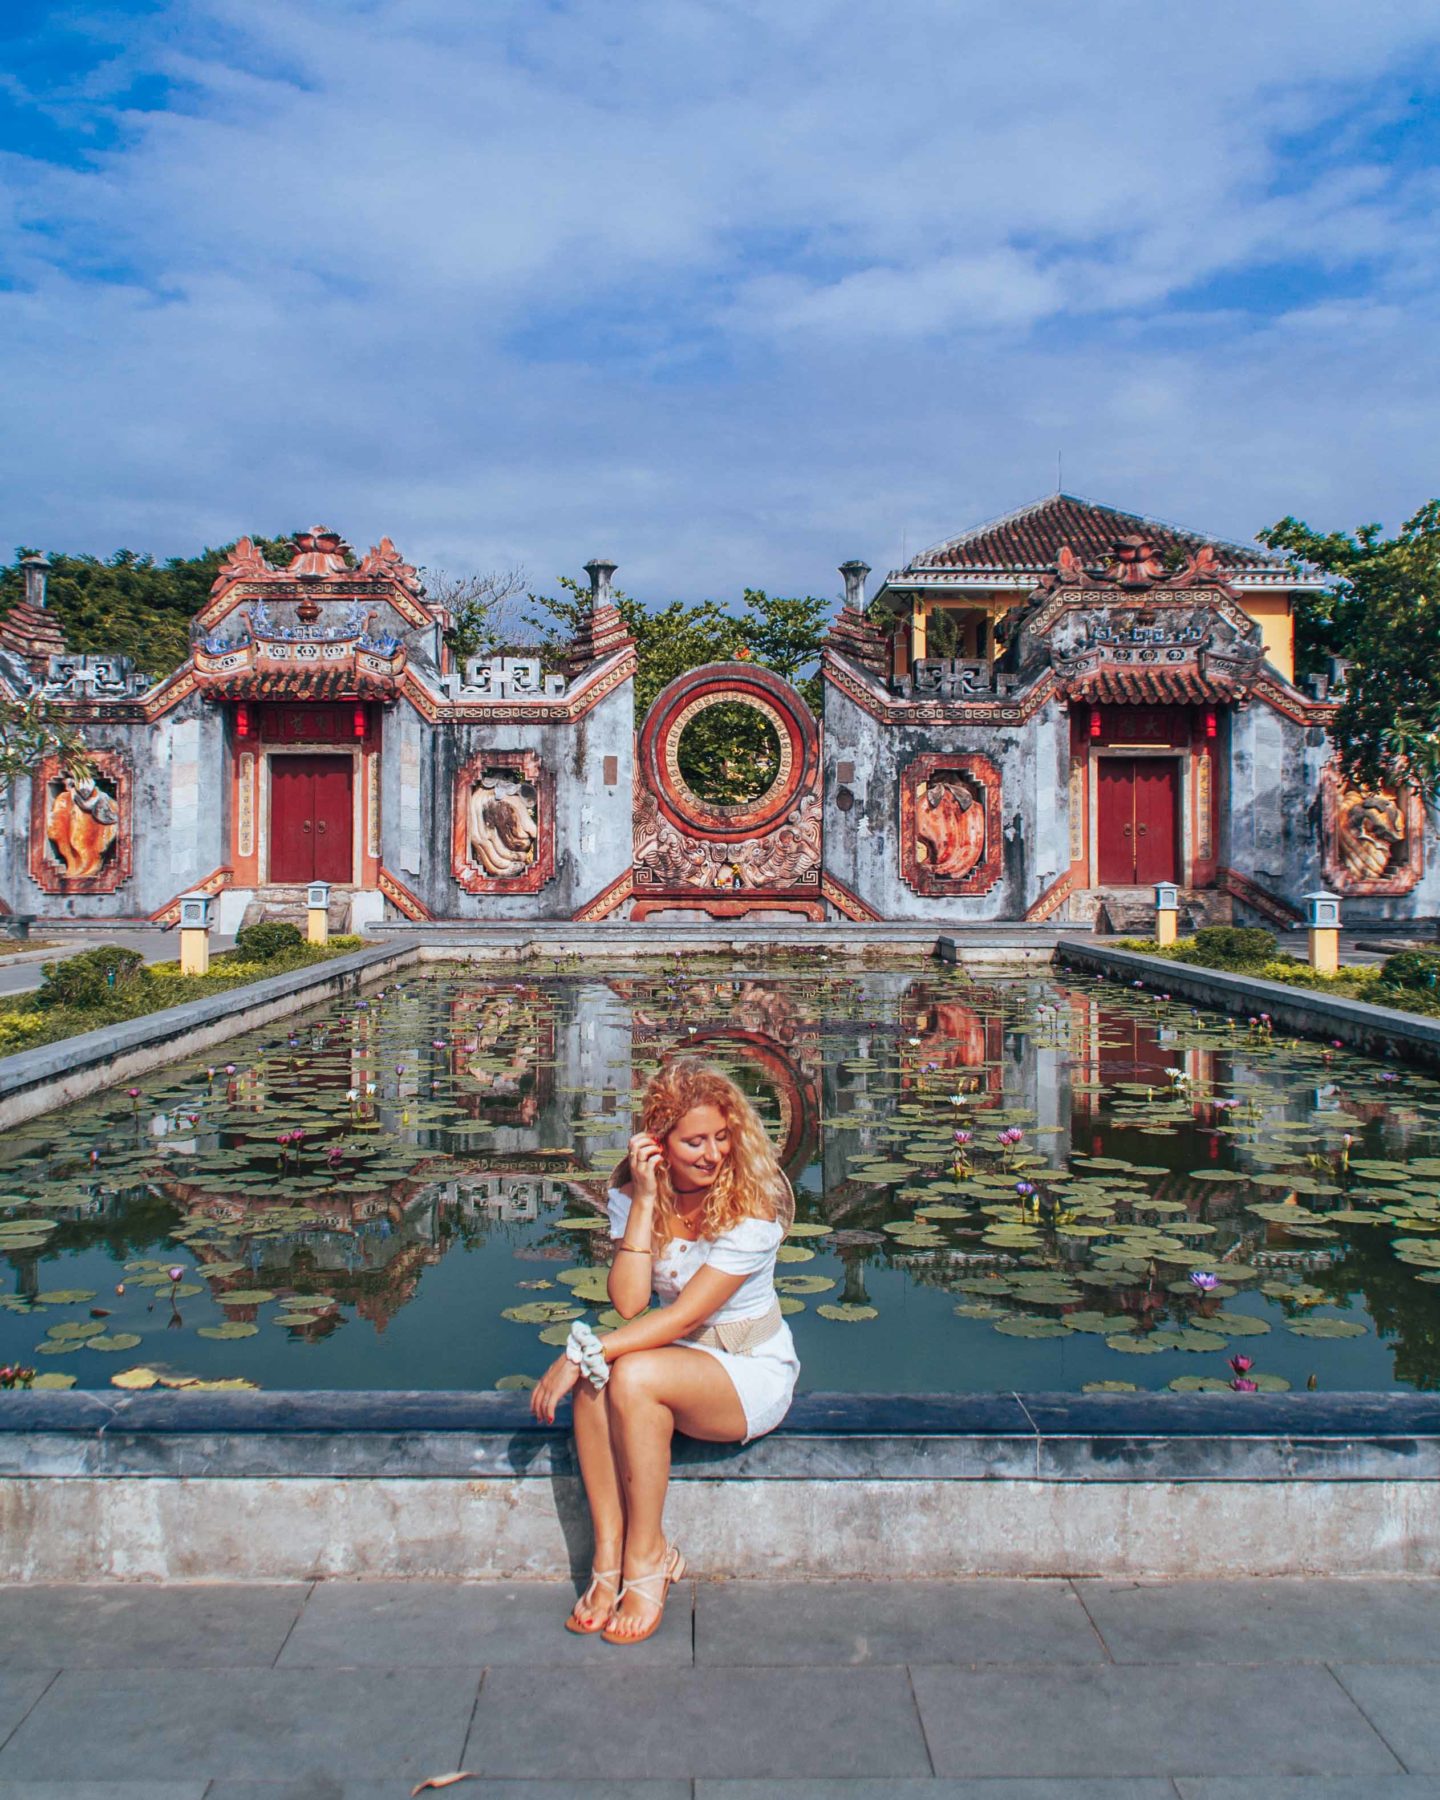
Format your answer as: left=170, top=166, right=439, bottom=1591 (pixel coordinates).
left=909, top=489, right=1287, bottom=571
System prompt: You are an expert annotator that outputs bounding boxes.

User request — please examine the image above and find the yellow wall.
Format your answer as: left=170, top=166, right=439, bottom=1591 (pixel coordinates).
left=912, top=588, right=1298, bottom=684
left=1239, top=593, right=1294, bottom=683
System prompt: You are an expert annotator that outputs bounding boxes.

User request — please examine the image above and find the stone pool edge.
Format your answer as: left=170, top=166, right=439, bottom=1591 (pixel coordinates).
left=2, top=1390, right=1437, bottom=1579
left=1056, top=937, right=1440, bottom=1067
left=0, top=937, right=423, bottom=1130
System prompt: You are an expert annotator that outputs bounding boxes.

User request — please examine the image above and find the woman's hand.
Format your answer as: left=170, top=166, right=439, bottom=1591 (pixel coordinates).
left=628, top=1132, right=665, bottom=1205
left=530, top=1354, right=581, bottom=1424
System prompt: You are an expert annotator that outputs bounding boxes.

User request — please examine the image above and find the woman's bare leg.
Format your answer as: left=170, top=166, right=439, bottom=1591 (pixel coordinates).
left=605, top=1347, right=748, bottom=1639
left=570, top=1380, right=626, bottom=1627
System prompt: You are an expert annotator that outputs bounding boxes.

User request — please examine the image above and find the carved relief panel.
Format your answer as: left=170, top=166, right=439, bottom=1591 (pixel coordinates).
left=899, top=752, right=1004, bottom=896
left=31, top=749, right=132, bottom=894
left=452, top=749, right=555, bottom=894
left=1320, top=764, right=1423, bottom=896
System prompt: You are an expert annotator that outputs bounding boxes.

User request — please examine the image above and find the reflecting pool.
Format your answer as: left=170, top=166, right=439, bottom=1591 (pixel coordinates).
left=2, top=962, right=1438, bottom=1395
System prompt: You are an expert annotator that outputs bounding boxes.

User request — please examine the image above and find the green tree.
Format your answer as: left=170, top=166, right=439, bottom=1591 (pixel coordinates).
left=0, top=694, right=91, bottom=790
left=0, top=538, right=296, bottom=676
left=738, top=589, right=830, bottom=710
left=524, top=577, right=832, bottom=803
left=1263, top=503, right=1440, bottom=800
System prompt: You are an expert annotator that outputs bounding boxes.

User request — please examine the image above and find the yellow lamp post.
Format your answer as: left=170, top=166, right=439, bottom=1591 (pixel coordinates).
left=178, top=892, right=213, bottom=976
left=307, top=880, right=331, bottom=946
left=1154, top=880, right=1179, bottom=948
left=1305, top=890, right=1342, bottom=975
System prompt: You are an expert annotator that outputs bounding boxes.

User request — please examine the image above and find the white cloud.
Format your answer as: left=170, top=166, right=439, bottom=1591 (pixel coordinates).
left=0, top=0, right=1438, bottom=598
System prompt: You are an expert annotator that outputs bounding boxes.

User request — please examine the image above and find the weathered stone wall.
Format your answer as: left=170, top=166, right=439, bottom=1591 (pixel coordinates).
left=821, top=677, right=1072, bottom=921
left=1225, top=706, right=1440, bottom=925
left=379, top=678, right=635, bottom=919
left=0, top=693, right=229, bottom=921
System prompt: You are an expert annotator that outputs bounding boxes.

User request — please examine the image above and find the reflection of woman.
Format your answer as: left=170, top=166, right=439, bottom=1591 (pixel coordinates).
left=530, top=1059, right=799, bottom=1644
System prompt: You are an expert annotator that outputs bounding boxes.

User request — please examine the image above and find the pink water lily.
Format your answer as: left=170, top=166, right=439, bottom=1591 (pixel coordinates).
left=1190, top=1272, right=1219, bottom=1293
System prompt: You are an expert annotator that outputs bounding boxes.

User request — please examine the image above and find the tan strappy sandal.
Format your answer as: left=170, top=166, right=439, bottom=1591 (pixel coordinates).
left=601, top=1543, right=686, bottom=1646
left=565, top=1567, right=621, bottom=1635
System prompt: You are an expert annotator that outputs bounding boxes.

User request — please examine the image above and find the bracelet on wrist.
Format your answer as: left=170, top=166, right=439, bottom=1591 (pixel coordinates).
left=615, top=1243, right=652, bottom=1256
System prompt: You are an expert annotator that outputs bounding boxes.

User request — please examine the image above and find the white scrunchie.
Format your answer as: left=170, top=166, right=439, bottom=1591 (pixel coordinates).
left=564, top=1319, right=610, bottom=1389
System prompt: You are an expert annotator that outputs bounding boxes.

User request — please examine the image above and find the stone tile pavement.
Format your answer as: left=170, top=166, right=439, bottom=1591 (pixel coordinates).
left=0, top=1578, right=1439, bottom=1797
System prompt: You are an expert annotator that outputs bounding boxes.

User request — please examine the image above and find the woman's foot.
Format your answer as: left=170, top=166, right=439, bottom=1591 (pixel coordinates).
left=566, top=1566, right=621, bottom=1634
left=602, top=1542, right=685, bottom=1644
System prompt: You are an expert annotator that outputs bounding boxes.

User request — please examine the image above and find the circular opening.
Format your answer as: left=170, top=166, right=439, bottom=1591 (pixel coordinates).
left=675, top=701, right=782, bottom=807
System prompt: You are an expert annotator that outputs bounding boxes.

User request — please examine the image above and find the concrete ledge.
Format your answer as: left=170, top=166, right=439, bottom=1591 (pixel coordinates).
left=0, top=938, right=422, bottom=1129
left=1057, top=937, right=1440, bottom=1067
left=5, top=1392, right=1437, bottom=1577
left=0, top=1475, right=1433, bottom=1580
left=5, top=1388, right=1438, bottom=1483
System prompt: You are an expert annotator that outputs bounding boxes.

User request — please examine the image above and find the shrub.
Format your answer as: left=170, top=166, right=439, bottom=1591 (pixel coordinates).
left=233, top=921, right=304, bottom=961
left=35, top=945, right=147, bottom=1010
left=1168, top=926, right=1279, bottom=971
left=1380, top=949, right=1440, bottom=992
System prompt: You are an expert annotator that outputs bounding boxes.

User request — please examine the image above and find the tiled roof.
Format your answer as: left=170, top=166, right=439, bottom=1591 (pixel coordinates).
left=908, top=493, right=1286, bottom=573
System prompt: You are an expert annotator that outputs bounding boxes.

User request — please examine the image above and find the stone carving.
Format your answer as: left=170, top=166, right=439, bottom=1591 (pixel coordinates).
left=899, top=753, right=1004, bottom=898
left=916, top=776, right=986, bottom=881
left=909, top=658, right=994, bottom=699
left=46, top=775, right=119, bottom=878
left=1320, top=764, right=1423, bottom=897
left=460, top=655, right=565, bottom=700
left=209, top=537, right=275, bottom=595
left=31, top=750, right=131, bottom=893
left=451, top=750, right=555, bottom=894
left=1337, top=786, right=1405, bottom=882
left=356, top=535, right=422, bottom=593
left=634, top=790, right=821, bottom=890
left=468, top=772, right=540, bottom=878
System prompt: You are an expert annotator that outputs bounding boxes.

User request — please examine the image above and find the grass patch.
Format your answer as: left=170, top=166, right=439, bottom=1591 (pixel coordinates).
left=1115, top=928, right=1440, bottom=1019
left=0, top=935, right=370, bottom=1056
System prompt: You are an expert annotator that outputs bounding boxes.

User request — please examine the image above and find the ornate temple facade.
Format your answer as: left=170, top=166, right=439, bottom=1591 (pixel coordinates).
left=1, top=495, right=1433, bottom=929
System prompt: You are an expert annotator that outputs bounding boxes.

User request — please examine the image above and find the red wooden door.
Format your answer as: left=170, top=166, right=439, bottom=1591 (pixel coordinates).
left=1096, top=758, right=1179, bottom=884
left=1133, top=759, right=1179, bottom=885
left=269, top=755, right=353, bottom=883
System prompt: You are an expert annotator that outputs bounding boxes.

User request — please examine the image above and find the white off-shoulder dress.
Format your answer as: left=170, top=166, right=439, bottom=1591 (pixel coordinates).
left=606, top=1188, right=801, bottom=1442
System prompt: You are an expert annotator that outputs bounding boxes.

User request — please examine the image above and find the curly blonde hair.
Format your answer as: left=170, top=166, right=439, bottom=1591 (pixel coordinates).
left=633, top=1058, right=792, bottom=1248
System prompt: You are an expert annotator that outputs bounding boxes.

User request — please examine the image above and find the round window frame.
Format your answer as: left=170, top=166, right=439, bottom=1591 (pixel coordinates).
left=639, top=663, right=820, bottom=841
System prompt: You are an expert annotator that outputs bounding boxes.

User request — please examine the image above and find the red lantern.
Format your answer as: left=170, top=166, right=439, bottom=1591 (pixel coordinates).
left=1204, top=708, right=1218, bottom=740
left=235, top=703, right=251, bottom=740
left=353, top=704, right=367, bottom=739
left=1089, top=706, right=1102, bottom=740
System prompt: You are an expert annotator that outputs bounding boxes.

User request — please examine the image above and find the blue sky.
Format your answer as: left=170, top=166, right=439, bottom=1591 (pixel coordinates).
left=3, top=0, right=1440, bottom=606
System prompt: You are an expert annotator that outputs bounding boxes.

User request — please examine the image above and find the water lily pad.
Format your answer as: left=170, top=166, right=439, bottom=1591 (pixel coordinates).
left=993, top=1316, right=1072, bottom=1338
left=1168, top=1376, right=1233, bottom=1393
left=216, top=1290, right=276, bottom=1306
left=33, top=1290, right=96, bottom=1305
left=775, top=1245, right=816, bottom=1263
left=775, top=1275, right=835, bottom=1294
left=111, top=1366, right=161, bottom=1390
left=501, top=1300, right=585, bottom=1325
left=198, top=1322, right=260, bottom=1340
left=554, top=1217, right=607, bottom=1231
left=784, top=1223, right=832, bottom=1237
left=495, top=1374, right=537, bottom=1391
left=86, top=1333, right=143, bottom=1352
left=1082, top=1380, right=1138, bottom=1393
left=31, top=1372, right=77, bottom=1389
left=778, top=1296, right=807, bottom=1315
left=816, top=1303, right=878, bottom=1321
left=1107, top=1335, right=1167, bottom=1354
left=538, top=1322, right=578, bottom=1345
left=1286, top=1317, right=1368, bottom=1338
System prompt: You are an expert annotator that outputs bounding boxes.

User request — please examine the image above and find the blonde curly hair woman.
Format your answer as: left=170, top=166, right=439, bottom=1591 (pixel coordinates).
left=530, top=1058, right=799, bottom=1644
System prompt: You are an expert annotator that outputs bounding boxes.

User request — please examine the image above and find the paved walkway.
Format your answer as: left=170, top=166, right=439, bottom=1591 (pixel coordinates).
left=0, top=1578, right=1438, bottom=1796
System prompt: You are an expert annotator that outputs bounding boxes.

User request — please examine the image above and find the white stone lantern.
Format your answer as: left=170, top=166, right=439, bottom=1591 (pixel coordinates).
left=1304, top=890, right=1342, bottom=975
left=1153, top=881, right=1179, bottom=947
